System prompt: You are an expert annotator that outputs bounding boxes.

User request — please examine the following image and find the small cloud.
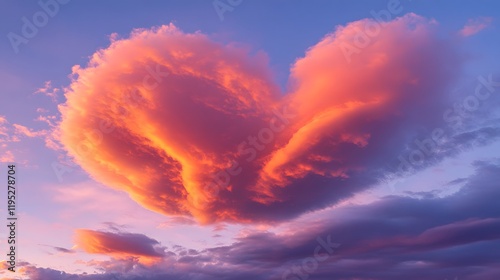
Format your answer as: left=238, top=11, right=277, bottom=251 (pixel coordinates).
left=13, top=124, right=47, bottom=138
left=445, top=177, right=468, bottom=186
left=52, top=246, right=75, bottom=254
left=13, top=121, right=63, bottom=153
left=35, top=81, right=60, bottom=102
left=459, top=17, right=493, bottom=37
left=101, top=222, right=130, bottom=232
left=36, top=107, right=49, bottom=113
left=212, top=223, right=227, bottom=232
left=0, top=116, right=17, bottom=163
left=39, top=244, right=75, bottom=254
left=74, top=229, right=166, bottom=265
left=35, top=114, right=57, bottom=127
left=158, top=216, right=197, bottom=228
left=0, top=150, right=14, bottom=163
left=0, top=115, right=9, bottom=137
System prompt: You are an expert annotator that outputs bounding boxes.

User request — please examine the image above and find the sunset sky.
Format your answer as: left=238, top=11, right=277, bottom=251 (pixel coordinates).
left=1, top=1, right=500, bottom=279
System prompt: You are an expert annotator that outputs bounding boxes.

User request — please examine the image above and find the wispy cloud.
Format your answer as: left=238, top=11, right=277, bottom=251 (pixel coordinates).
left=12, top=124, right=47, bottom=138
left=0, top=115, right=18, bottom=162
left=459, top=17, right=493, bottom=37
left=34, top=81, right=60, bottom=102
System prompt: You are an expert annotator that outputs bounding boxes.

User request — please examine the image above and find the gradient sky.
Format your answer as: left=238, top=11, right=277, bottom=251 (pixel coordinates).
left=1, top=1, right=500, bottom=279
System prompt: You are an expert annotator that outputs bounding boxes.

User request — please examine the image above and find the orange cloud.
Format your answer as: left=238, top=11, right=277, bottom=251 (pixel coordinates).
left=59, top=15, right=461, bottom=223
left=256, top=14, right=453, bottom=195
left=75, top=229, right=165, bottom=265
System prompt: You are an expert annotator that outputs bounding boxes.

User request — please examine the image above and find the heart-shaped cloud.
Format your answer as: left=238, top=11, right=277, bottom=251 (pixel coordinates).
left=59, top=13, right=460, bottom=224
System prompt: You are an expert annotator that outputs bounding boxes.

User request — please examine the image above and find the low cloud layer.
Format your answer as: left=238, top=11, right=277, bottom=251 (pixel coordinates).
left=11, top=160, right=500, bottom=280
left=58, top=14, right=464, bottom=223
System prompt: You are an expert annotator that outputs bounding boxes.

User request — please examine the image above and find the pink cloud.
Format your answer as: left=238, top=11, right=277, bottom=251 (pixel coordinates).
left=0, top=116, right=16, bottom=162
left=58, top=14, right=461, bottom=224
left=34, top=80, right=60, bottom=102
left=13, top=124, right=46, bottom=138
left=0, top=150, right=14, bottom=162
left=11, top=123, right=61, bottom=153
left=0, top=116, right=7, bottom=136
left=459, top=17, right=493, bottom=37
